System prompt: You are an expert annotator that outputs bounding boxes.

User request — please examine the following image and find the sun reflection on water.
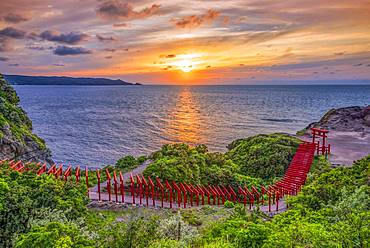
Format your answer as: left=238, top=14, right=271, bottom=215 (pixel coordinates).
left=165, top=87, right=204, bottom=145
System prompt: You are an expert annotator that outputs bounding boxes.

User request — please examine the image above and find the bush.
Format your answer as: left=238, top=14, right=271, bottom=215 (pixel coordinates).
left=15, top=222, right=94, bottom=248
left=226, top=133, right=301, bottom=180
left=143, top=143, right=241, bottom=185
left=0, top=164, right=88, bottom=246
left=224, top=200, right=234, bottom=208
left=115, top=155, right=147, bottom=173
left=143, top=134, right=300, bottom=186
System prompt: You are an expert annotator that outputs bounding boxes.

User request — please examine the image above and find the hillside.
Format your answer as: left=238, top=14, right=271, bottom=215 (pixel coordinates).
left=4, top=75, right=141, bottom=86
left=1, top=153, right=369, bottom=247
left=0, top=74, right=52, bottom=163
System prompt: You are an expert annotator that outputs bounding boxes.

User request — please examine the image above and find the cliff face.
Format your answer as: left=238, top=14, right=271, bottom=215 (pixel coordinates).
left=301, top=105, right=370, bottom=134
left=0, top=74, right=53, bottom=163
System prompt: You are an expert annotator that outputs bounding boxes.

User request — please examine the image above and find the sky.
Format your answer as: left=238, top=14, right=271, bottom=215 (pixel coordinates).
left=0, top=0, right=369, bottom=85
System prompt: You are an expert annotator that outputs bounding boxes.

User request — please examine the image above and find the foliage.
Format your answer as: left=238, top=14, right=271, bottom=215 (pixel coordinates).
left=1, top=153, right=369, bottom=248
left=0, top=163, right=88, bottom=247
left=225, top=133, right=301, bottom=180
left=143, top=133, right=299, bottom=186
left=115, top=155, right=147, bottom=173
left=144, top=143, right=263, bottom=186
left=199, top=155, right=370, bottom=247
left=15, top=222, right=94, bottom=248
left=0, top=74, right=46, bottom=149
left=181, top=210, right=203, bottom=226
left=224, top=200, right=234, bottom=208
left=157, top=213, right=199, bottom=246
left=84, top=206, right=232, bottom=248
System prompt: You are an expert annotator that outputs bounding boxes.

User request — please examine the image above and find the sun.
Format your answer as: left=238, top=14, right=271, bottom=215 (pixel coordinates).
left=178, top=59, right=193, bottom=72
left=172, top=53, right=203, bottom=73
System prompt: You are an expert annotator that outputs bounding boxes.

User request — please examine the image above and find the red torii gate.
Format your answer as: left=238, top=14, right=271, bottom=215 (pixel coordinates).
left=0, top=137, right=321, bottom=213
left=311, top=128, right=331, bottom=155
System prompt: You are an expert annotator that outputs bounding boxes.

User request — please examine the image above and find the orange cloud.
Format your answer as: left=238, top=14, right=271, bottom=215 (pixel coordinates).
left=173, top=9, right=220, bottom=29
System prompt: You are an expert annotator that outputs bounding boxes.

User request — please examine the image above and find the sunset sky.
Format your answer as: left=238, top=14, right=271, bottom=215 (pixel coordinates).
left=0, top=0, right=369, bottom=84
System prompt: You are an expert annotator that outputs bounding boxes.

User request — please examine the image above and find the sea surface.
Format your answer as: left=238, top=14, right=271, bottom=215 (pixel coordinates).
left=14, top=85, right=370, bottom=167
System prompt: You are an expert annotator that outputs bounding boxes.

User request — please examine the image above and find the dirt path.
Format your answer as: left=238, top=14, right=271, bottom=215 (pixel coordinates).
left=88, top=193, right=287, bottom=216
left=300, top=131, right=370, bottom=166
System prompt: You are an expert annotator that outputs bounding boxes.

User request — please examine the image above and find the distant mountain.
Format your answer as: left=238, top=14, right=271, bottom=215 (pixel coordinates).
left=4, top=75, right=141, bottom=86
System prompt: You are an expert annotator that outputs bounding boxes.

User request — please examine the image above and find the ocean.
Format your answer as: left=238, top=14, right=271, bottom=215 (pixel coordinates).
left=14, top=85, right=370, bottom=167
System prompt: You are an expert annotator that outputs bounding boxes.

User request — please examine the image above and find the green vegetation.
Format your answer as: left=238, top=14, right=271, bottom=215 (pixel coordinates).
left=115, top=155, right=147, bottom=173
left=144, top=144, right=243, bottom=186
left=225, top=133, right=301, bottom=180
left=0, top=162, right=88, bottom=247
left=1, top=151, right=369, bottom=247
left=143, top=134, right=300, bottom=186
left=16, top=222, right=94, bottom=248
left=198, top=155, right=370, bottom=247
left=0, top=74, right=47, bottom=150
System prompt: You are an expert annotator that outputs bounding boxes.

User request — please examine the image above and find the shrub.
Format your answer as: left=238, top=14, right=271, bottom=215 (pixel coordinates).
left=224, top=200, right=234, bottom=208
left=115, top=155, right=147, bottom=173
left=226, top=133, right=301, bottom=180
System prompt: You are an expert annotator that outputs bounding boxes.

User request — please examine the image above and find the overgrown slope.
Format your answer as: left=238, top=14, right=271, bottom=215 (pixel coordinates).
left=226, top=133, right=301, bottom=180
left=0, top=73, right=52, bottom=162
left=142, top=133, right=301, bottom=185
left=199, top=155, right=370, bottom=247
left=6, top=155, right=368, bottom=248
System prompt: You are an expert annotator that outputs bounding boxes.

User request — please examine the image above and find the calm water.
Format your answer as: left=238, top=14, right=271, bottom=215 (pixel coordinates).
left=14, top=85, right=370, bottom=167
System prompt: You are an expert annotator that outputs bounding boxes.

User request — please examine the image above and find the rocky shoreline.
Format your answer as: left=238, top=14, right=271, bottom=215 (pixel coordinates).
left=300, top=105, right=370, bottom=134
left=0, top=74, right=53, bottom=163
left=299, top=105, right=370, bottom=166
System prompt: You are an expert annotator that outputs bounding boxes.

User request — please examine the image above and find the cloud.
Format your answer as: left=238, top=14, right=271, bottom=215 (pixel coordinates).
left=173, top=9, right=220, bottom=29
left=53, top=46, right=92, bottom=56
left=0, top=57, right=9, bottom=62
left=39, top=30, right=88, bottom=45
left=0, top=37, right=11, bottom=52
left=0, top=27, right=27, bottom=52
left=0, top=27, right=26, bottom=39
left=159, top=54, right=176, bottom=58
left=96, top=34, right=117, bottom=42
left=53, top=63, right=65, bottom=67
left=27, top=45, right=54, bottom=51
left=222, top=16, right=230, bottom=25
left=334, top=52, right=345, bottom=56
left=104, top=48, right=116, bottom=52
left=1, top=13, right=28, bottom=23
left=97, top=1, right=161, bottom=20
left=113, top=22, right=128, bottom=27
left=8, top=63, right=19, bottom=66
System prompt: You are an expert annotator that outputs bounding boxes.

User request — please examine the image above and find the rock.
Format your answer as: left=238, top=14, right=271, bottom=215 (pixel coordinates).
left=0, top=73, right=53, bottom=164
left=364, top=115, right=370, bottom=126
left=300, top=106, right=370, bottom=135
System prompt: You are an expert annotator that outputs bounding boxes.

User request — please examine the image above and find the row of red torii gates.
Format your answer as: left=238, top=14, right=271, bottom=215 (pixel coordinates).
left=0, top=128, right=330, bottom=212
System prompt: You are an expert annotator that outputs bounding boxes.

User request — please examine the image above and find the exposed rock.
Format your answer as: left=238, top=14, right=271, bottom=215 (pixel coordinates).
left=300, top=106, right=370, bottom=134
left=0, top=73, right=53, bottom=164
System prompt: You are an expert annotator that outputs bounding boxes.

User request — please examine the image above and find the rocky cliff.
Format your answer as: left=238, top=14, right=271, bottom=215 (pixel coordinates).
left=0, top=74, right=52, bottom=163
left=300, top=105, right=370, bottom=134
